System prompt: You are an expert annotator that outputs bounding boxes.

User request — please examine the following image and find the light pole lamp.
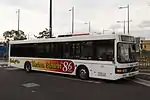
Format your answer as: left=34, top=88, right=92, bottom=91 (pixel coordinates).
left=84, top=21, right=91, bottom=33
left=119, top=4, right=130, bottom=34
left=69, top=7, right=75, bottom=34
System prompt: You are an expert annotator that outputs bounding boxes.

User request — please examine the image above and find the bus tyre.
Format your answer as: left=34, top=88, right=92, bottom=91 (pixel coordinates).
left=77, top=66, right=89, bottom=80
left=24, top=62, right=31, bottom=72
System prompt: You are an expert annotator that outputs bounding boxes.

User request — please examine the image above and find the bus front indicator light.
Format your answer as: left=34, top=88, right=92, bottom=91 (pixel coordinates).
left=117, top=70, right=122, bottom=73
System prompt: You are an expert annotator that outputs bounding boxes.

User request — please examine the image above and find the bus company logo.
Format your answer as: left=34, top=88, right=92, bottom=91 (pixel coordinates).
left=60, top=61, right=74, bottom=73
left=31, top=60, right=75, bottom=73
left=10, top=59, right=20, bottom=64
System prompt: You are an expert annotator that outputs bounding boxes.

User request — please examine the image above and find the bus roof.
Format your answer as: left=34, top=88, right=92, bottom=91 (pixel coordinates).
left=9, top=34, right=132, bottom=44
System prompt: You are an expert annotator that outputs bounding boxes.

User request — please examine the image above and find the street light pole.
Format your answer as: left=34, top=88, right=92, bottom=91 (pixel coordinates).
left=85, top=21, right=91, bottom=33
left=117, top=20, right=126, bottom=34
left=28, top=34, right=29, bottom=40
left=49, top=0, right=52, bottom=38
left=123, top=20, right=125, bottom=34
left=117, top=20, right=132, bottom=34
left=89, top=21, right=91, bottom=33
left=17, top=9, right=20, bottom=34
left=103, top=29, right=110, bottom=34
left=72, top=7, right=74, bottom=34
left=69, top=7, right=75, bottom=34
left=119, top=4, right=130, bottom=34
left=127, top=4, right=130, bottom=34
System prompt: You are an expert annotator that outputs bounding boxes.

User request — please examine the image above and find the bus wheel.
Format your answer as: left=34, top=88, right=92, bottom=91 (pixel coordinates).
left=77, top=66, right=89, bottom=80
left=24, top=62, right=31, bottom=72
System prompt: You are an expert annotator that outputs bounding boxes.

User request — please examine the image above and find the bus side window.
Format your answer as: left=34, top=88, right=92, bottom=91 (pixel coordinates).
left=95, top=40, right=114, bottom=61
left=50, top=43, right=54, bottom=58
left=68, top=42, right=81, bottom=59
left=75, top=42, right=81, bottom=59
left=80, top=41, right=93, bottom=60
left=36, top=43, right=46, bottom=58
left=69, top=43, right=74, bottom=59
left=62, top=42, right=71, bottom=59
left=44, top=43, right=51, bottom=58
left=51, top=43, right=62, bottom=58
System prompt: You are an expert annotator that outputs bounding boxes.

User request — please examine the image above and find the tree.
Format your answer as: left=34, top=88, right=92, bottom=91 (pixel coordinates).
left=13, top=30, right=27, bottom=40
left=3, top=31, right=13, bottom=39
left=34, top=28, right=50, bottom=39
left=3, top=30, right=27, bottom=40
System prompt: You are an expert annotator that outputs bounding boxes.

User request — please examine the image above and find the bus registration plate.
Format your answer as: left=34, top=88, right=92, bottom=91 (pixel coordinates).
left=129, top=73, right=135, bottom=76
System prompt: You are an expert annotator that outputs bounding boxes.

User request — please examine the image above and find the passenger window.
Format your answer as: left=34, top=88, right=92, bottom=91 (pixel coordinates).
left=94, top=40, right=114, bottom=61
left=80, top=42, right=93, bottom=60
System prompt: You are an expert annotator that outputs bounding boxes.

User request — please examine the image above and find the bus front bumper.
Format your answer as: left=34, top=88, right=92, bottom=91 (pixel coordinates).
left=114, top=71, right=139, bottom=80
left=122, top=71, right=139, bottom=78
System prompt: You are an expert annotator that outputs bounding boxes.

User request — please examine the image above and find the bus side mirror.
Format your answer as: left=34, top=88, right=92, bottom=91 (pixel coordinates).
left=112, top=58, right=115, bottom=64
left=132, top=44, right=136, bottom=51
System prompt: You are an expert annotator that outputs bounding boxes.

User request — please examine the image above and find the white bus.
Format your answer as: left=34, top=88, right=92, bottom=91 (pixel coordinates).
left=9, top=34, right=139, bottom=80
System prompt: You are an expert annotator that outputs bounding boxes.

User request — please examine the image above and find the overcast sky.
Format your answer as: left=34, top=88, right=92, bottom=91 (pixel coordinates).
left=0, top=0, right=150, bottom=39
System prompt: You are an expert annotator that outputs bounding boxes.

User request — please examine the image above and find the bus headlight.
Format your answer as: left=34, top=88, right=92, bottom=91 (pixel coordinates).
left=124, top=69, right=128, bottom=73
left=116, top=68, right=127, bottom=74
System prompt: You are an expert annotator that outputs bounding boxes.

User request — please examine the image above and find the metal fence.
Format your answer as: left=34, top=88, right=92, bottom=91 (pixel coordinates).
left=138, top=51, right=150, bottom=69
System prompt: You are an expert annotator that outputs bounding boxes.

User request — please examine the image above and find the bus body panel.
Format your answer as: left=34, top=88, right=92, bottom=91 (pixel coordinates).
left=9, top=34, right=139, bottom=80
left=9, top=57, right=118, bottom=80
left=114, top=71, right=139, bottom=80
left=10, top=57, right=77, bottom=75
left=116, top=62, right=138, bottom=68
left=73, top=60, right=116, bottom=80
left=9, top=57, right=138, bottom=80
left=9, top=57, right=25, bottom=69
left=9, top=34, right=117, bottom=45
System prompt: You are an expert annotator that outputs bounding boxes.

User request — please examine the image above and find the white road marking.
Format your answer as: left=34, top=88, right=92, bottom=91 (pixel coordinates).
left=4, top=67, right=20, bottom=70
left=46, top=74, right=102, bottom=84
left=131, top=78, right=150, bottom=87
left=1, top=66, right=102, bottom=84
left=3, top=66, right=8, bottom=68
left=0, top=65, right=8, bottom=67
left=32, top=90, right=36, bottom=93
left=22, top=83, right=40, bottom=88
left=139, top=72, right=150, bottom=76
left=93, top=81, right=101, bottom=84
left=60, top=77, right=102, bottom=84
left=0, top=63, right=8, bottom=65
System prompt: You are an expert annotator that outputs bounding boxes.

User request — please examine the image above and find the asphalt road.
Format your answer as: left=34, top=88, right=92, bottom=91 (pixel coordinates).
left=0, top=67, right=150, bottom=100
